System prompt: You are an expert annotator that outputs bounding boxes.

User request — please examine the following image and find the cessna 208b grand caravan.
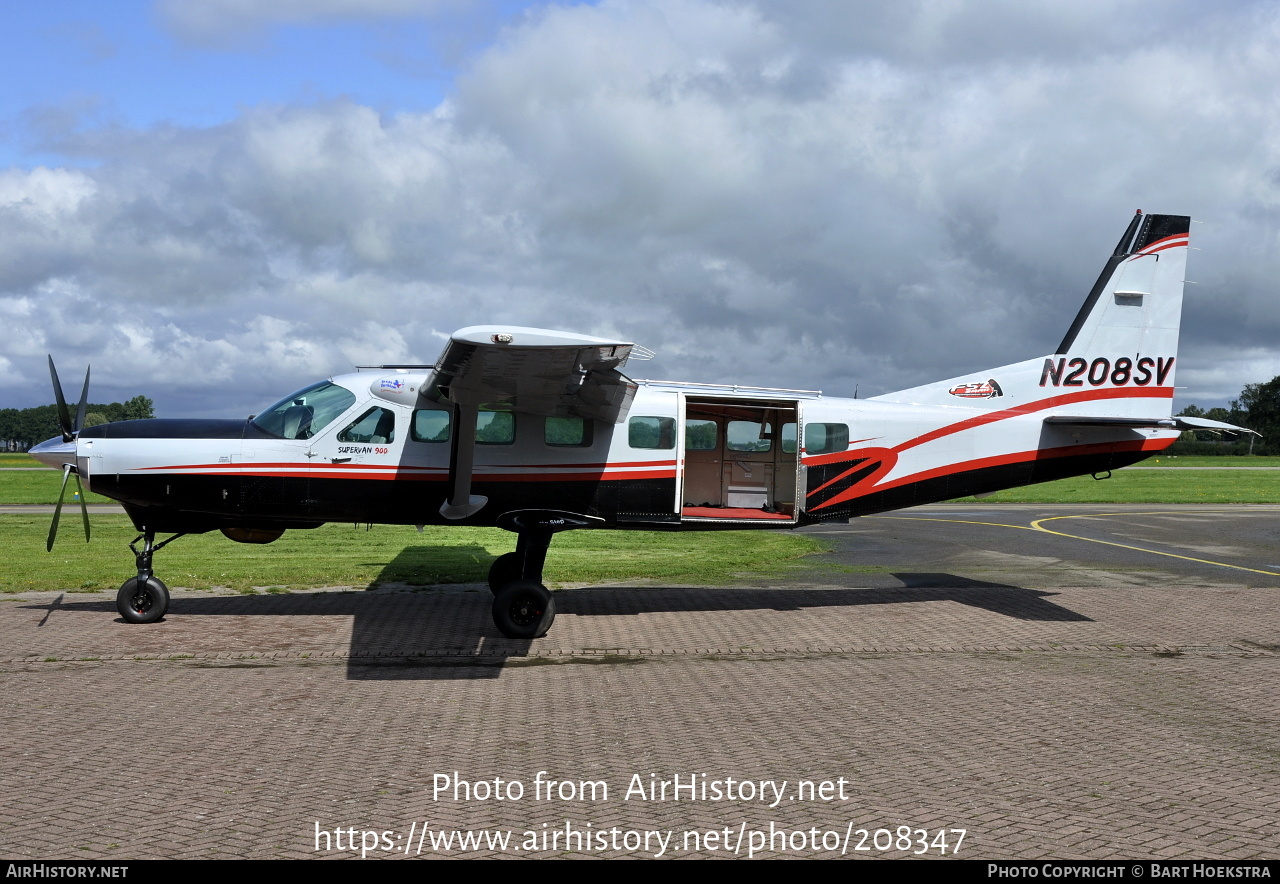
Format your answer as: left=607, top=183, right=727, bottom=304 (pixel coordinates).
left=32, top=211, right=1247, bottom=639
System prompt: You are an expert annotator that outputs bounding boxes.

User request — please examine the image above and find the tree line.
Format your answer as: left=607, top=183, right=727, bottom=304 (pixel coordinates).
left=0, top=396, right=155, bottom=450
left=1174, top=376, right=1280, bottom=455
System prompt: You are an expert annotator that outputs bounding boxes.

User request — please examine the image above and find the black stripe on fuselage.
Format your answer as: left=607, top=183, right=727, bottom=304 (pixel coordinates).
left=98, top=471, right=680, bottom=533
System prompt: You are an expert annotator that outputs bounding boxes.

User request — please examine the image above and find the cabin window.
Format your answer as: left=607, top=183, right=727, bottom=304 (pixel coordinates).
left=338, top=407, right=396, bottom=443
left=726, top=420, right=771, bottom=452
left=685, top=419, right=717, bottom=451
left=476, top=410, right=515, bottom=445
left=411, top=409, right=451, bottom=443
left=629, top=416, right=675, bottom=450
left=251, top=380, right=357, bottom=440
left=545, top=416, right=593, bottom=447
left=805, top=422, right=849, bottom=455
left=781, top=422, right=797, bottom=454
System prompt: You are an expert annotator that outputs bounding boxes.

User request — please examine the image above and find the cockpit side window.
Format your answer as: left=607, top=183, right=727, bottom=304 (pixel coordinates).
left=338, top=407, right=397, bottom=444
left=251, top=381, right=357, bottom=440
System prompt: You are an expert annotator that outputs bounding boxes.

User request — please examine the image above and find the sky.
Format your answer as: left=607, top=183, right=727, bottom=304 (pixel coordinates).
left=2, top=0, right=1279, bottom=418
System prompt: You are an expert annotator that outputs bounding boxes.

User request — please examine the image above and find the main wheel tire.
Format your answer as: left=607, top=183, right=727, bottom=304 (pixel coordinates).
left=492, top=579, right=555, bottom=639
left=487, top=552, right=522, bottom=594
left=116, top=577, right=170, bottom=624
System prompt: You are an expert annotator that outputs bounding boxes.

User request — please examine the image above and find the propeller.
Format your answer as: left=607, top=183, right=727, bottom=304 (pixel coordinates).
left=48, top=356, right=89, bottom=442
left=44, top=356, right=92, bottom=550
left=48, top=463, right=90, bottom=552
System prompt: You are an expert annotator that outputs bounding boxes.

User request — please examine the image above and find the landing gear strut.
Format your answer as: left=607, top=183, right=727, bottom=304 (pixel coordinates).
left=115, top=530, right=184, bottom=624
left=489, top=510, right=603, bottom=640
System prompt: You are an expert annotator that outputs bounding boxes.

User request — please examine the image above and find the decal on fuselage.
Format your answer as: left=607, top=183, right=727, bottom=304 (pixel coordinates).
left=337, top=445, right=388, bottom=455
left=948, top=379, right=1003, bottom=399
left=379, top=379, right=405, bottom=393
left=1039, top=356, right=1174, bottom=388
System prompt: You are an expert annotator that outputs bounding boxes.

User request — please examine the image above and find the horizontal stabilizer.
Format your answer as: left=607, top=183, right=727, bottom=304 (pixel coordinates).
left=1044, top=415, right=1258, bottom=435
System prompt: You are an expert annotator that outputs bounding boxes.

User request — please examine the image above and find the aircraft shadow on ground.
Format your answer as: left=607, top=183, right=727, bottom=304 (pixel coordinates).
left=27, top=553, right=1090, bottom=683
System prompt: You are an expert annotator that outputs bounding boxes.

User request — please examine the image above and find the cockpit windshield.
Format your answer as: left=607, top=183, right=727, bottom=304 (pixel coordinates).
left=250, top=380, right=357, bottom=440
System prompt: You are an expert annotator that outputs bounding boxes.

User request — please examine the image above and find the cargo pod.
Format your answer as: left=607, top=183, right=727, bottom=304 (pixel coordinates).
left=680, top=394, right=801, bottom=525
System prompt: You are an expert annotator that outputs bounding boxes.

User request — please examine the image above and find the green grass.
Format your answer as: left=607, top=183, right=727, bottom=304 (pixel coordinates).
left=950, top=466, right=1280, bottom=504
left=0, top=453, right=39, bottom=466
left=0, top=516, right=827, bottom=593
left=0, top=469, right=112, bottom=504
left=1132, top=456, right=1280, bottom=467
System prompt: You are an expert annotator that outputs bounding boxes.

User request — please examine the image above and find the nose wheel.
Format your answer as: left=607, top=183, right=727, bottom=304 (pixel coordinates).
left=116, top=576, right=170, bottom=624
left=115, top=529, right=184, bottom=624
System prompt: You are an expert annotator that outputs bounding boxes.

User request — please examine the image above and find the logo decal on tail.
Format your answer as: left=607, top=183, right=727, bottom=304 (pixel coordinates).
left=949, top=379, right=1004, bottom=399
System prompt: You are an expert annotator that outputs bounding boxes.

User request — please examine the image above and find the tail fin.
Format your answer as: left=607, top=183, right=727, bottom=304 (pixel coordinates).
left=1054, top=211, right=1189, bottom=362
left=873, top=210, right=1190, bottom=419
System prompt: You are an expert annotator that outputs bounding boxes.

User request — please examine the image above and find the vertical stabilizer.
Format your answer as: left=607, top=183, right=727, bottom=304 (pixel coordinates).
left=873, top=210, right=1191, bottom=419
left=1054, top=211, right=1190, bottom=363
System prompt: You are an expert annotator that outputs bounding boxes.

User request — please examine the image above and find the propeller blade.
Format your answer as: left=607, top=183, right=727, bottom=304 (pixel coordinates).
left=74, top=366, right=90, bottom=437
left=47, top=356, right=73, bottom=442
left=47, top=465, right=71, bottom=552
left=74, top=470, right=90, bottom=543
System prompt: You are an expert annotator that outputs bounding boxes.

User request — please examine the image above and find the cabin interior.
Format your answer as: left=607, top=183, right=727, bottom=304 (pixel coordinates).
left=680, top=397, right=798, bottom=522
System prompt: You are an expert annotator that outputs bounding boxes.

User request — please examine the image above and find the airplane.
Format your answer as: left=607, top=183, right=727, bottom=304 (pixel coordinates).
left=30, top=210, right=1251, bottom=639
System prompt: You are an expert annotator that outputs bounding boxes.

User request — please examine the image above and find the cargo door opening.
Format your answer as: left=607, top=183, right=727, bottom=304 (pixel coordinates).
left=680, top=397, right=798, bottom=523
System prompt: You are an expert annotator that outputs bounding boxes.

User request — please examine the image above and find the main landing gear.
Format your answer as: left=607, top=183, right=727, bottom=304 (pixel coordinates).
left=488, top=510, right=603, bottom=640
left=115, top=530, right=185, bottom=624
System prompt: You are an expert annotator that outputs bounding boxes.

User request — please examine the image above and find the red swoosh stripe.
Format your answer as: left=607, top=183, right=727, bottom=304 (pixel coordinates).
left=893, top=387, right=1172, bottom=454
left=809, top=436, right=1174, bottom=511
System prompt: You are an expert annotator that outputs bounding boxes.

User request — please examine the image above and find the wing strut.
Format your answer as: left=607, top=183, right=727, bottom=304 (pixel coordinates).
left=440, top=403, right=487, bottom=520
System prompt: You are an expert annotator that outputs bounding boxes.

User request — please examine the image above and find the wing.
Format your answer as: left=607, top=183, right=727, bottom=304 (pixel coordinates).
left=424, top=326, right=652, bottom=519
left=423, top=326, right=642, bottom=424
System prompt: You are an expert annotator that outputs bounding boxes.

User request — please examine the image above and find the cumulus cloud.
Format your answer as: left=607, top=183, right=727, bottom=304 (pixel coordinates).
left=4, top=0, right=1280, bottom=417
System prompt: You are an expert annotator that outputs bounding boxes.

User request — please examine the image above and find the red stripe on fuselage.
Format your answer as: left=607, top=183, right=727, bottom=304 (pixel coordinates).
left=808, top=436, right=1173, bottom=511
left=800, top=387, right=1172, bottom=469
left=803, top=386, right=1176, bottom=511
left=135, top=458, right=677, bottom=473
left=894, top=386, right=1172, bottom=454
left=127, top=462, right=675, bottom=482
left=863, top=437, right=1171, bottom=497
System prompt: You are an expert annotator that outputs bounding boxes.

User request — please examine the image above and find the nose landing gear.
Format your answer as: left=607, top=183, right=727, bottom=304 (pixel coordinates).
left=115, top=530, right=184, bottom=624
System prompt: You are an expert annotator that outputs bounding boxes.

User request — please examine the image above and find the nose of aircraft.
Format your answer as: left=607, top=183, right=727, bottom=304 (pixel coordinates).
left=30, top=436, right=77, bottom=469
